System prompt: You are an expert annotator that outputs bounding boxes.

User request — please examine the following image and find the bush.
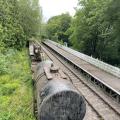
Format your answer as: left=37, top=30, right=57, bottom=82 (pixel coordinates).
left=0, top=49, right=35, bottom=120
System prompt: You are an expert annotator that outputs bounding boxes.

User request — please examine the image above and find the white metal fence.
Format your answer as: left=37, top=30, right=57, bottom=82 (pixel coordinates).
left=47, top=40, right=120, bottom=78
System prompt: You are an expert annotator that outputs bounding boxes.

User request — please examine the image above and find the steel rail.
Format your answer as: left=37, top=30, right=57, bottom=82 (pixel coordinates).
left=43, top=41, right=120, bottom=101
left=41, top=43, right=120, bottom=120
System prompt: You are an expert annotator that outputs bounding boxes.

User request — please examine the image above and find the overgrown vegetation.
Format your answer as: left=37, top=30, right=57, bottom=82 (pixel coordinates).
left=46, top=13, right=72, bottom=46
left=0, top=0, right=41, bottom=119
left=0, top=49, right=35, bottom=120
left=46, top=0, right=120, bottom=67
left=0, top=0, right=42, bottom=50
left=69, top=0, right=120, bottom=66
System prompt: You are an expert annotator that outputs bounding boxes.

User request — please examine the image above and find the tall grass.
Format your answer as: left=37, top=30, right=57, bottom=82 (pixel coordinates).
left=0, top=49, right=35, bottom=120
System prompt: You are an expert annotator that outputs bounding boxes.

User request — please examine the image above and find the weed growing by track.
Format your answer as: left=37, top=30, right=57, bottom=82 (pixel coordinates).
left=0, top=49, right=35, bottom=120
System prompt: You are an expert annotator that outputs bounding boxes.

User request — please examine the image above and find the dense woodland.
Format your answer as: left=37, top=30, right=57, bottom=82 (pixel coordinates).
left=46, top=0, right=120, bottom=67
left=0, top=0, right=41, bottom=119
left=0, top=0, right=42, bottom=51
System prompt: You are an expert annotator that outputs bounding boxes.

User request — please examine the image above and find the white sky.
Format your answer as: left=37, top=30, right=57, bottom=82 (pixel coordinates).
left=39, top=0, right=78, bottom=21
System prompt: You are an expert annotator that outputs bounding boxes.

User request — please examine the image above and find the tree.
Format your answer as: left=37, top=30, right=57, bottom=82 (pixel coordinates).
left=69, top=0, right=120, bottom=66
left=104, top=0, right=120, bottom=65
left=46, top=13, right=72, bottom=45
left=18, top=0, right=42, bottom=38
left=0, top=0, right=26, bottom=49
left=0, top=0, right=42, bottom=50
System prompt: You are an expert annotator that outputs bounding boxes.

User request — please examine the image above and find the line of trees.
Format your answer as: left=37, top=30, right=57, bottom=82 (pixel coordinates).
left=46, top=13, right=72, bottom=46
left=0, top=0, right=42, bottom=50
left=46, top=0, right=120, bottom=67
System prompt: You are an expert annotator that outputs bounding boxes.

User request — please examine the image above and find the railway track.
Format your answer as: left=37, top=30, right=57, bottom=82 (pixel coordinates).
left=44, top=40, right=120, bottom=103
left=39, top=43, right=120, bottom=120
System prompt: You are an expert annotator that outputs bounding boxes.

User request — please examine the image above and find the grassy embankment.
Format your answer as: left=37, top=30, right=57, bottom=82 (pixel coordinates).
left=0, top=49, right=35, bottom=120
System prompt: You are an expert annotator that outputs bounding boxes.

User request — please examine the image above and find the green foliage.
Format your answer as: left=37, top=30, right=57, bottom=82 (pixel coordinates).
left=69, top=0, right=120, bottom=66
left=0, top=83, right=19, bottom=95
left=46, top=13, right=72, bottom=45
left=0, top=49, right=35, bottom=120
left=40, top=23, right=48, bottom=39
left=17, top=0, right=42, bottom=38
left=0, top=49, right=17, bottom=75
left=0, top=55, right=8, bottom=75
left=0, top=0, right=41, bottom=119
left=0, top=0, right=42, bottom=50
left=0, top=0, right=26, bottom=49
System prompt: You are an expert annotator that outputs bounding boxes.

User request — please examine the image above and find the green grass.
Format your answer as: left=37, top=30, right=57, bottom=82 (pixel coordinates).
left=0, top=49, right=35, bottom=120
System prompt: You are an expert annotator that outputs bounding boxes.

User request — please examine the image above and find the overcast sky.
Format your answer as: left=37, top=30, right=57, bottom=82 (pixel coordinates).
left=39, top=0, right=78, bottom=21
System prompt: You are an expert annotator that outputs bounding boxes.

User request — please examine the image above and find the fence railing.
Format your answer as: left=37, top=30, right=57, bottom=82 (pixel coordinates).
left=47, top=40, right=120, bottom=78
